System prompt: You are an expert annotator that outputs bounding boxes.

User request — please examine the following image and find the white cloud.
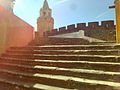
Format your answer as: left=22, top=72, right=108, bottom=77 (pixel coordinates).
left=54, top=0, right=69, bottom=5
left=95, top=10, right=110, bottom=19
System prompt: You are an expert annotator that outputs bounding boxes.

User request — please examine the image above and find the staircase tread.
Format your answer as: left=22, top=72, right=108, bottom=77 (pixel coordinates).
left=1, top=57, right=120, bottom=66
left=0, top=62, right=120, bottom=76
left=1, top=37, right=120, bottom=89
left=7, top=49, right=120, bottom=52
left=0, top=68, right=119, bottom=88
left=3, top=53, right=120, bottom=57
left=11, top=44, right=120, bottom=48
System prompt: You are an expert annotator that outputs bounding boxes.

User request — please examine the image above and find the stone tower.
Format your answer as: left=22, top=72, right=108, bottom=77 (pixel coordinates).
left=0, top=0, right=15, bottom=12
left=37, top=0, right=54, bottom=37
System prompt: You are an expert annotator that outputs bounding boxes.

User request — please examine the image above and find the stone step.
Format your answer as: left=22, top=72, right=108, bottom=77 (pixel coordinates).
left=9, top=44, right=120, bottom=51
left=0, top=82, right=29, bottom=90
left=2, top=53, right=120, bottom=61
left=0, top=82, right=41, bottom=90
left=0, top=59, right=120, bottom=82
left=0, top=70, right=72, bottom=90
left=6, top=49, right=120, bottom=55
left=1, top=58, right=120, bottom=72
left=2, top=38, right=120, bottom=90
left=1, top=57, right=120, bottom=65
left=0, top=68, right=115, bottom=90
left=1, top=56, right=118, bottom=64
left=37, top=38, right=90, bottom=45
left=91, top=42, right=116, bottom=45
left=0, top=67, right=117, bottom=90
left=0, top=75, right=41, bottom=90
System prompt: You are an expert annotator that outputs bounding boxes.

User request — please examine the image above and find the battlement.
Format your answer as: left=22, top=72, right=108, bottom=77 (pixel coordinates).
left=44, top=20, right=116, bottom=42
left=44, top=20, right=115, bottom=36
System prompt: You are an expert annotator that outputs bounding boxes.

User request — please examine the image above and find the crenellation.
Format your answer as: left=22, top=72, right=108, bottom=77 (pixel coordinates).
left=44, top=20, right=116, bottom=41
left=56, top=20, right=115, bottom=34
left=50, top=29, right=58, bottom=35
left=67, top=24, right=76, bottom=31
left=54, top=28, right=58, bottom=31
left=59, top=27, right=67, bottom=32
left=77, top=23, right=86, bottom=30
left=52, top=29, right=58, bottom=32
left=101, top=20, right=115, bottom=29
left=88, top=22, right=99, bottom=29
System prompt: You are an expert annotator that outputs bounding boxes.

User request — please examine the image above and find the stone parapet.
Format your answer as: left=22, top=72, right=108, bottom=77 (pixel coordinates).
left=44, top=20, right=116, bottom=41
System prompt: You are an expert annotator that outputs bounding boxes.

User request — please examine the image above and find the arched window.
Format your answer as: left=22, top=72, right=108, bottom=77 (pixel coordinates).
left=43, top=12, right=46, bottom=16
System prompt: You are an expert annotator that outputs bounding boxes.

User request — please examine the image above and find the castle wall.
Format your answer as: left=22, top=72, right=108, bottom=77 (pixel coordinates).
left=0, top=5, right=34, bottom=54
left=45, top=20, right=116, bottom=42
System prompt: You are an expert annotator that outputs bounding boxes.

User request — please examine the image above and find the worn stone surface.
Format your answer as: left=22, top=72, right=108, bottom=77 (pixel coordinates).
left=0, top=37, right=120, bottom=89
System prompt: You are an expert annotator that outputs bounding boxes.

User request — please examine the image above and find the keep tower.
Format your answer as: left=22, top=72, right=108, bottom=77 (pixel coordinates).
left=37, top=0, right=54, bottom=37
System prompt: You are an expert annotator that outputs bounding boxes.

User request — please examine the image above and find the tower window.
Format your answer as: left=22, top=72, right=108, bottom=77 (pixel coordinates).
left=43, top=12, right=46, bottom=16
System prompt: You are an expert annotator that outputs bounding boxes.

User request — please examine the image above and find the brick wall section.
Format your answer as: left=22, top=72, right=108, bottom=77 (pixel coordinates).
left=45, top=20, right=116, bottom=42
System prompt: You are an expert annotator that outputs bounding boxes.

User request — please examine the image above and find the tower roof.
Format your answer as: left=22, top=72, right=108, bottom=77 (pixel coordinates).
left=43, top=0, right=49, bottom=9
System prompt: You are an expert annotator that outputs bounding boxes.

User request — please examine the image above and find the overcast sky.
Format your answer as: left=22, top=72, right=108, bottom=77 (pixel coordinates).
left=14, top=0, right=115, bottom=28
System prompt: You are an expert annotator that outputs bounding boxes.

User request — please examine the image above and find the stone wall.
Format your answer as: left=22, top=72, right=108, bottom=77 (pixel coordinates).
left=45, top=20, right=116, bottom=42
left=0, top=5, right=34, bottom=54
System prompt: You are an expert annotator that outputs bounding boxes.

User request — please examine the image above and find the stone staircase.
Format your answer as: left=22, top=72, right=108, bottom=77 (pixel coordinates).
left=29, top=37, right=90, bottom=45
left=0, top=37, right=120, bottom=90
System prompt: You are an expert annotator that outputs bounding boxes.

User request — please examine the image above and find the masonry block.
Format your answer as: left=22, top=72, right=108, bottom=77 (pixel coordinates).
left=50, top=29, right=58, bottom=35
left=35, top=32, right=39, bottom=38
left=88, top=22, right=99, bottom=29
left=59, top=27, right=66, bottom=32
left=52, top=29, right=58, bottom=33
left=67, top=24, right=76, bottom=31
left=44, top=31, right=51, bottom=36
left=101, top=20, right=115, bottom=29
left=77, top=23, right=86, bottom=30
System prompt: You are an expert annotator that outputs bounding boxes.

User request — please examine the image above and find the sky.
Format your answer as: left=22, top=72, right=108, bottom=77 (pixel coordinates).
left=14, top=0, right=115, bottom=29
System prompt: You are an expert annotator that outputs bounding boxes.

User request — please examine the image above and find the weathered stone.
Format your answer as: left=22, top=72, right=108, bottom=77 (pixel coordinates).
left=37, top=0, right=54, bottom=37
left=79, top=30, right=85, bottom=38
